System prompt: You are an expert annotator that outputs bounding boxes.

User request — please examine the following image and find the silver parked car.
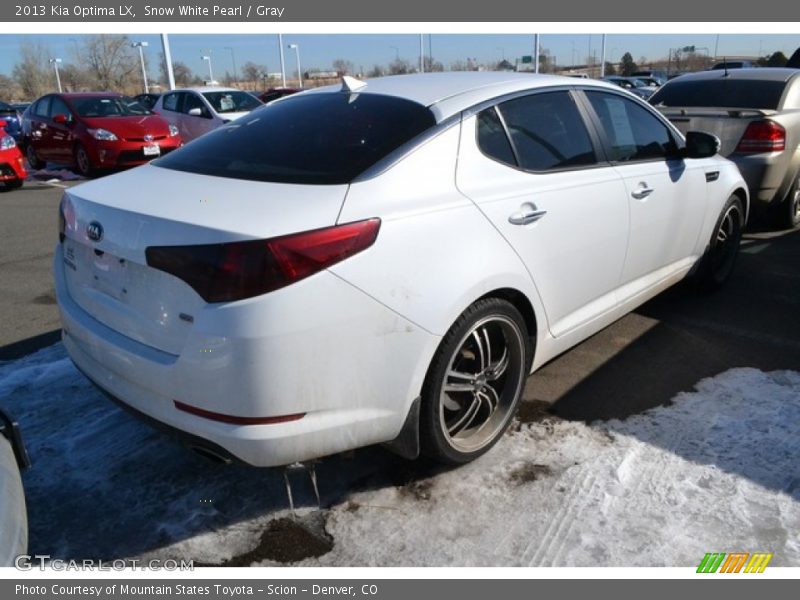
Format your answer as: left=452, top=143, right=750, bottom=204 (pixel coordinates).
left=650, top=68, right=800, bottom=228
left=0, top=408, right=29, bottom=565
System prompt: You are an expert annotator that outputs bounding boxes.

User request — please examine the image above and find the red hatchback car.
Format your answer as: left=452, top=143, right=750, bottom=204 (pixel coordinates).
left=0, top=120, right=26, bottom=190
left=23, top=93, right=182, bottom=177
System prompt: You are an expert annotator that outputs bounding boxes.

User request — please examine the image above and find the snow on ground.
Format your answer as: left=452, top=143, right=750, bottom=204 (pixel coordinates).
left=1, top=343, right=799, bottom=566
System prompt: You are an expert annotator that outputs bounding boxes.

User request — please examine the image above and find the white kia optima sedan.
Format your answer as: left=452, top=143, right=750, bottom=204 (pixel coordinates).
left=54, top=73, right=748, bottom=467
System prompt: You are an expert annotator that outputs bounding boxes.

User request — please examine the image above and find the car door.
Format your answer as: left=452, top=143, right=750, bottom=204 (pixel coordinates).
left=581, top=90, right=707, bottom=288
left=28, top=96, right=52, bottom=160
left=46, top=96, right=75, bottom=164
left=157, top=91, right=184, bottom=135
left=456, top=90, right=630, bottom=338
left=182, top=92, right=216, bottom=141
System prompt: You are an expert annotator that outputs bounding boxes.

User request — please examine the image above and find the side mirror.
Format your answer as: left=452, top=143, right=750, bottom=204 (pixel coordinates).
left=52, top=113, right=70, bottom=124
left=684, top=131, right=720, bottom=159
left=187, top=107, right=203, bottom=117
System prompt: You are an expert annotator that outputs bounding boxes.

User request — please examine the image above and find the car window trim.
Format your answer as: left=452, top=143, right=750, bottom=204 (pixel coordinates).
left=471, top=88, right=610, bottom=176
left=574, top=87, right=686, bottom=167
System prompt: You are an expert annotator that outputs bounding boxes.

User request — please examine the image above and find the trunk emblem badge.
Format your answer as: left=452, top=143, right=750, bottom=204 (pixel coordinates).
left=87, top=221, right=104, bottom=242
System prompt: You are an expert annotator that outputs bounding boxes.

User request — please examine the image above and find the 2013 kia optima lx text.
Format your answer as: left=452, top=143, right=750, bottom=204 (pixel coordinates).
left=54, top=73, right=748, bottom=467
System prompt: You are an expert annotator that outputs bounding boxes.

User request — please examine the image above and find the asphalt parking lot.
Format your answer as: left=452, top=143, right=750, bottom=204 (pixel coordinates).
left=2, top=177, right=798, bottom=419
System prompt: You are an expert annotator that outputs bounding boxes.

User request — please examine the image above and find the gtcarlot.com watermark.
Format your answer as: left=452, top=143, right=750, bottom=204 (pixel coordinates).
left=14, top=555, right=194, bottom=571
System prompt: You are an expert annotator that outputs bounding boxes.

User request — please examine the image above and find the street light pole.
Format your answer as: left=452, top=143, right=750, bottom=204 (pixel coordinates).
left=600, top=34, right=607, bottom=77
left=534, top=33, right=540, bottom=74
left=161, top=34, right=176, bottom=90
left=50, top=58, right=62, bottom=93
left=420, top=34, right=424, bottom=73
left=202, top=54, right=214, bottom=83
left=224, top=46, right=238, bottom=86
left=131, top=41, right=149, bottom=94
left=278, top=34, right=286, bottom=87
left=288, top=43, right=302, bottom=89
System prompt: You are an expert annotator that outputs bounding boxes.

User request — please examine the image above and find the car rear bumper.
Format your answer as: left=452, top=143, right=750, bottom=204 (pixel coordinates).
left=729, top=152, right=793, bottom=209
left=54, top=245, right=438, bottom=467
left=0, top=153, right=27, bottom=181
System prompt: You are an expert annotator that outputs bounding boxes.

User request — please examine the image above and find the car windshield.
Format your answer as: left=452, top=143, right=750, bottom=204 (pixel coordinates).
left=155, top=93, right=437, bottom=185
left=650, top=79, right=787, bottom=109
left=202, top=91, right=262, bottom=114
left=70, top=96, right=152, bottom=117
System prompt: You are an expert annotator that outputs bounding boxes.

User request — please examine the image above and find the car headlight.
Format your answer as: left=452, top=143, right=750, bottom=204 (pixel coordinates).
left=168, top=125, right=179, bottom=137
left=0, top=135, right=16, bottom=150
left=89, top=128, right=118, bottom=141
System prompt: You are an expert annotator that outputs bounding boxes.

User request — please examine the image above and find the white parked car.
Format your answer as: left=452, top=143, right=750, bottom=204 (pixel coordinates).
left=54, top=73, right=747, bottom=467
left=152, top=87, right=262, bottom=143
left=1, top=408, right=29, bottom=565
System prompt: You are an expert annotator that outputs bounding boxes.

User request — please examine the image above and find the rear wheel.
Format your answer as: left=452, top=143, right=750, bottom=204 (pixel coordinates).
left=696, top=195, right=744, bottom=292
left=73, top=143, right=94, bottom=178
left=25, top=143, right=44, bottom=170
left=420, top=298, right=532, bottom=464
left=775, top=175, right=800, bottom=230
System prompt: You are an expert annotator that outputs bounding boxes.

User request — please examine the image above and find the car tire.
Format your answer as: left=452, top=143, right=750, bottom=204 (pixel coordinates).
left=0, top=436, right=27, bottom=565
left=1, top=179, right=23, bottom=191
left=774, top=175, right=800, bottom=230
left=73, top=143, right=94, bottom=178
left=25, top=143, right=44, bottom=171
left=419, top=298, right=532, bottom=464
left=696, top=194, right=744, bottom=292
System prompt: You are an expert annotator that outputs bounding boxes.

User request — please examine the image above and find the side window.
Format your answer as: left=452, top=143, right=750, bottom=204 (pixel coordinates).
left=476, top=107, right=516, bottom=167
left=162, top=92, right=181, bottom=112
left=495, top=91, right=597, bottom=171
left=183, top=93, right=206, bottom=115
left=585, top=91, right=678, bottom=162
left=34, top=97, right=50, bottom=118
left=49, top=97, right=71, bottom=120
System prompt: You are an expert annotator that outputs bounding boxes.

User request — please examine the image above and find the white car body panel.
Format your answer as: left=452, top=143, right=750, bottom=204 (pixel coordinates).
left=54, top=73, right=749, bottom=466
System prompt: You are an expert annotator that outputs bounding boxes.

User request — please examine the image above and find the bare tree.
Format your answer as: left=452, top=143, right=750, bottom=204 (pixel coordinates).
left=12, top=41, right=53, bottom=98
left=423, top=57, right=444, bottom=72
left=79, top=35, right=140, bottom=91
left=59, top=63, right=91, bottom=92
left=388, top=58, right=412, bottom=75
left=367, top=65, right=385, bottom=78
left=0, top=74, right=23, bottom=101
left=449, top=59, right=469, bottom=71
left=241, top=61, right=268, bottom=89
left=332, top=59, right=354, bottom=76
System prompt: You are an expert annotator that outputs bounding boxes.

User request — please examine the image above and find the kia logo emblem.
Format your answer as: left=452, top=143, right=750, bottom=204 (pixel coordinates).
left=144, top=134, right=154, bottom=142
left=87, top=221, right=104, bottom=242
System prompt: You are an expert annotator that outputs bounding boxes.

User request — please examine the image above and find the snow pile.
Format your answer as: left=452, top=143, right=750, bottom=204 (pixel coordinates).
left=1, top=344, right=798, bottom=566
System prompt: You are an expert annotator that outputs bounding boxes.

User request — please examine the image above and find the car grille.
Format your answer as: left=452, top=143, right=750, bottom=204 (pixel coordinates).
left=0, top=163, right=17, bottom=177
left=117, top=147, right=175, bottom=164
left=124, top=135, right=168, bottom=142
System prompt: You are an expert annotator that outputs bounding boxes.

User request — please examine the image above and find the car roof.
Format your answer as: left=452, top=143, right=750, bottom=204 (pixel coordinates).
left=52, top=92, right=124, bottom=98
left=169, top=87, right=241, bottom=93
left=671, top=68, right=800, bottom=83
left=302, top=72, right=622, bottom=121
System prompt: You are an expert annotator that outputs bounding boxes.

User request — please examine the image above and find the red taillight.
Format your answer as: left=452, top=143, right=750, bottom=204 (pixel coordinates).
left=146, top=218, right=381, bottom=303
left=735, top=121, right=786, bottom=153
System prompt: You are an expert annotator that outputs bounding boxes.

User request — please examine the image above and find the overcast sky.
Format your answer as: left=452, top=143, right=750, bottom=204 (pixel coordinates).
left=1, top=33, right=799, bottom=79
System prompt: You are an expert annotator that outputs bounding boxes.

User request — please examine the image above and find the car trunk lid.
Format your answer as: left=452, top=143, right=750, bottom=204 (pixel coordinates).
left=59, top=164, right=348, bottom=355
left=658, top=107, right=778, bottom=157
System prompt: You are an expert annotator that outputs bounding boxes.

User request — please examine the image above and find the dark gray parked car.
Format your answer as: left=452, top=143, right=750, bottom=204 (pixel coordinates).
left=0, top=408, right=29, bottom=566
left=651, top=68, right=800, bottom=228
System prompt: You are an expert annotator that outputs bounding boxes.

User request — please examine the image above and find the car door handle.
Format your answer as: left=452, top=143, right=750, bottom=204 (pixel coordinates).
left=631, top=186, right=655, bottom=199
left=508, top=209, right=547, bottom=225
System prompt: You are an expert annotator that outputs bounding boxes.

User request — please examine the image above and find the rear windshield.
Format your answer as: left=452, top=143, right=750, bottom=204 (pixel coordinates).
left=0, top=101, right=15, bottom=113
left=155, top=93, right=437, bottom=185
left=70, top=96, right=152, bottom=117
left=202, top=91, right=262, bottom=114
left=650, top=79, right=787, bottom=110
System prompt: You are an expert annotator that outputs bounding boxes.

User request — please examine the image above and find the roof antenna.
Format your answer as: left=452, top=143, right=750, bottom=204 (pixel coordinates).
left=341, top=75, right=367, bottom=93
left=723, top=57, right=729, bottom=77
